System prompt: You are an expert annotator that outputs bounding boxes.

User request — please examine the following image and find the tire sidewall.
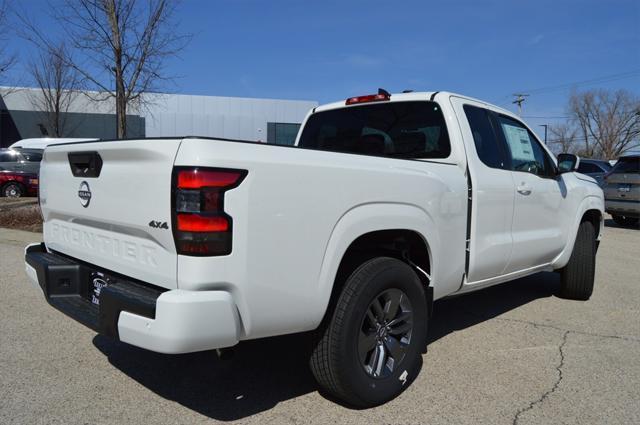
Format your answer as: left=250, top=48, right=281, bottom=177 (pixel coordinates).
left=336, top=259, right=427, bottom=406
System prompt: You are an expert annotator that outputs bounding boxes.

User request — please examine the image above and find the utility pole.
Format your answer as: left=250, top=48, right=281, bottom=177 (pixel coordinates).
left=539, top=124, right=548, bottom=144
left=512, top=93, right=529, bottom=116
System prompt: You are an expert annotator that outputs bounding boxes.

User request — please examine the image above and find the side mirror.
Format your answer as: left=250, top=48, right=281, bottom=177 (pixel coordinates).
left=557, top=153, right=580, bottom=174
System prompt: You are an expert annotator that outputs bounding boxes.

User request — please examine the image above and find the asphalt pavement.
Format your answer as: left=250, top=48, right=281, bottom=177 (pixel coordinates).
left=0, top=219, right=638, bottom=424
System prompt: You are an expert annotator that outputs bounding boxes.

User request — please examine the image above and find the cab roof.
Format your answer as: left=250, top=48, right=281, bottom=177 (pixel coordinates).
left=313, top=90, right=516, bottom=119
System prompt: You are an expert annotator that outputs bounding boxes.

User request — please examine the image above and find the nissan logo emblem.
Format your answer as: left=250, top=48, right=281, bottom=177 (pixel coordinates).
left=78, top=181, right=92, bottom=207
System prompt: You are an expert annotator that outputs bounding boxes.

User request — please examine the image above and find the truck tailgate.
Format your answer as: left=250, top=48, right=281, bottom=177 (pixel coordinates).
left=40, top=139, right=182, bottom=289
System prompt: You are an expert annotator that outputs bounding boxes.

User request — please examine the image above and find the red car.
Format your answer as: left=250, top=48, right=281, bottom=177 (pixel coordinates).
left=0, top=170, right=39, bottom=198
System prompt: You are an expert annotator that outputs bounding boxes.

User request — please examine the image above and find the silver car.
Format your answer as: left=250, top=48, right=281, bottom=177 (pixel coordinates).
left=603, top=154, right=639, bottom=227
left=0, top=149, right=43, bottom=175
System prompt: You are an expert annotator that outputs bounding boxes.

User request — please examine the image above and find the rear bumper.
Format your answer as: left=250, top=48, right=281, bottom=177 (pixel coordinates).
left=24, top=243, right=240, bottom=354
left=605, top=199, right=640, bottom=218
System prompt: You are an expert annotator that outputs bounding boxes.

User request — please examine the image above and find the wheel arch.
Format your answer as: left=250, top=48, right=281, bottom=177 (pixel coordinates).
left=315, top=203, right=438, bottom=327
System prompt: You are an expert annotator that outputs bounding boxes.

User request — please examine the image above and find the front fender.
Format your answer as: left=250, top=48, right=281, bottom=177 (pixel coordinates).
left=552, top=195, right=604, bottom=269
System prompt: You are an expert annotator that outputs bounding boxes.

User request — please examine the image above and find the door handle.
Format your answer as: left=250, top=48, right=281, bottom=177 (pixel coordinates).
left=517, top=185, right=532, bottom=195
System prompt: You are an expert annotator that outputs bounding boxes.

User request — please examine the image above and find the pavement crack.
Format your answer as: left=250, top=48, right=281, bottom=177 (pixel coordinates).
left=494, top=316, right=640, bottom=343
left=460, top=310, right=640, bottom=343
left=512, top=330, right=570, bottom=425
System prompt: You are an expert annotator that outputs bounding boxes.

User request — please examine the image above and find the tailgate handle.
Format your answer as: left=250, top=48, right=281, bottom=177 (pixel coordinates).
left=68, top=152, right=103, bottom=178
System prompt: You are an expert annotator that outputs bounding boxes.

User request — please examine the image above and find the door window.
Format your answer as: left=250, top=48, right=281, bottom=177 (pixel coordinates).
left=19, top=151, right=43, bottom=162
left=463, top=105, right=508, bottom=169
left=497, top=116, right=554, bottom=178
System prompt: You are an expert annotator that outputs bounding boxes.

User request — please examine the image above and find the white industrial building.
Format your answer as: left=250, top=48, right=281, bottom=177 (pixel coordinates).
left=0, top=87, right=317, bottom=148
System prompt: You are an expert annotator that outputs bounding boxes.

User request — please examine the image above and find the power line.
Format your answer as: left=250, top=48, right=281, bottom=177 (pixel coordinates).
left=492, top=69, right=640, bottom=104
left=522, top=70, right=640, bottom=95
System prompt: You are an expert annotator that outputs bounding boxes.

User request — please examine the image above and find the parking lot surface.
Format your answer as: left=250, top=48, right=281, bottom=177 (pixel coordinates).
left=1, top=220, right=639, bottom=424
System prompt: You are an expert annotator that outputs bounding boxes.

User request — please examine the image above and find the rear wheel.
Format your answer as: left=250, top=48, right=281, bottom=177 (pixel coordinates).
left=2, top=182, right=24, bottom=198
left=310, top=257, right=428, bottom=407
left=612, top=214, right=639, bottom=227
left=559, top=221, right=596, bottom=300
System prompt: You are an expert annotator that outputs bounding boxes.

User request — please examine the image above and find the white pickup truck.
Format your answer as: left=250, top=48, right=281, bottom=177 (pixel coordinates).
left=25, top=90, right=604, bottom=407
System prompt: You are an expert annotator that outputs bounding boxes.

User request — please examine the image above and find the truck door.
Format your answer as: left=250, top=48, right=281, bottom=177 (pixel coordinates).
left=450, top=97, right=515, bottom=283
left=492, top=114, right=567, bottom=272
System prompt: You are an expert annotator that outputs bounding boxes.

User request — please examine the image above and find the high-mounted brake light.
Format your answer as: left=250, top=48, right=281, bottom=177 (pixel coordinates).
left=172, top=167, right=247, bottom=256
left=345, top=88, right=391, bottom=105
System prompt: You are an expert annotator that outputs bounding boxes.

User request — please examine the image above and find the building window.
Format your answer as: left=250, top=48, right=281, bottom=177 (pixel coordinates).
left=267, top=122, right=301, bottom=145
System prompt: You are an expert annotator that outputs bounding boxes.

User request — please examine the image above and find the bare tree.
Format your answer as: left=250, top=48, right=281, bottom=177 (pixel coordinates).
left=569, top=89, right=640, bottom=159
left=548, top=123, right=577, bottom=155
left=0, top=0, right=16, bottom=80
left=27, top=44, right=82, bottom=137
left=19, top=0, right=189, bottom=138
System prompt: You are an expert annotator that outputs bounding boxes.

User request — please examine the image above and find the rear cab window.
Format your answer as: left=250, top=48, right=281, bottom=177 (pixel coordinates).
left=611, top=156, right=639, bottom=174
left=298, top=101, right=450, bottom=159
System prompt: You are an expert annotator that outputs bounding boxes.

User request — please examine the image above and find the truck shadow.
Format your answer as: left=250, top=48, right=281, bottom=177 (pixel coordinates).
left=92, top=271, right=558, bottom=421
left=428, top=271, right=558, bottom=344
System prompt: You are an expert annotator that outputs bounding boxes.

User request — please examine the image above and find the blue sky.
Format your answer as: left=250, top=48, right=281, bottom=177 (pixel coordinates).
left=8, top=0, right=640, bottom=135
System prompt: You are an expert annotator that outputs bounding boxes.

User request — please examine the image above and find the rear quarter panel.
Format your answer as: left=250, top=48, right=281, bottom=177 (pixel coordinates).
left=174, top=140, right=467, bottom=340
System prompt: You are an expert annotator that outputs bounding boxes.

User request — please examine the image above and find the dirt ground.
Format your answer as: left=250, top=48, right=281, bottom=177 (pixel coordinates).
left=0, top=198, right=42, bottom=233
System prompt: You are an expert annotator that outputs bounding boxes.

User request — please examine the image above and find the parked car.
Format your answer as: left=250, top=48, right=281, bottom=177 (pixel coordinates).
left=0, top=170, right=39, bottom=197
left=0, top=148, right=43, bottom=175
left=9, top=137, right=98, bottom=150
left=24, top=90, right=604, bottom=407
left=602, top=154, right=639, bottom=226
left=576, top=158, right=612, bottom=186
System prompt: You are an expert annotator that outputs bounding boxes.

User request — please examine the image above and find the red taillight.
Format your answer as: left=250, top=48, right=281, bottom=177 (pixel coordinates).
left=177, top=214, right=229, bottom=232
left=178, top=169, right=244, bottom=189
left=172, top=167, right=247, bottom=256
left=345, top=93, right=390, bottom=105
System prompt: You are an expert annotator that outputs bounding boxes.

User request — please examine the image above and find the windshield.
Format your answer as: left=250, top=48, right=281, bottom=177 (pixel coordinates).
left=611, top=156, right=639, bottom=174
left=298, top=101, right=450, bottom=159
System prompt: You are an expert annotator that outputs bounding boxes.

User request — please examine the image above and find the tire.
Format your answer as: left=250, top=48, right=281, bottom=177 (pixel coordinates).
left=612, top=214, right=639, bottom=227
left=559, top=221, right=596, bottom=300
left=310, top=257, right=428, bottom=407
left=2, top=182, right=24, bottom=198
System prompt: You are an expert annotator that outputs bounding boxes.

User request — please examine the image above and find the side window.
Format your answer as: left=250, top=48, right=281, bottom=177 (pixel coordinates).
left=497, top=116, right=554, bottom=178
left=463, top=105, right=506, bottom=169
left=19, top=151, right=43, bottom=162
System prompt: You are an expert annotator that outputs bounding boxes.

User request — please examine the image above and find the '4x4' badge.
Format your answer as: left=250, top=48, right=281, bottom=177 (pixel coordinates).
left=148, top=220, right=169, bottom=229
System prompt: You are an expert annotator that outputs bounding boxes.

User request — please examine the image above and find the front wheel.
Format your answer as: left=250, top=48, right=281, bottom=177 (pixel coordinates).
left=559, top=221, right=596, bottom=300
left=310, top=257, right=428, bottom=407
